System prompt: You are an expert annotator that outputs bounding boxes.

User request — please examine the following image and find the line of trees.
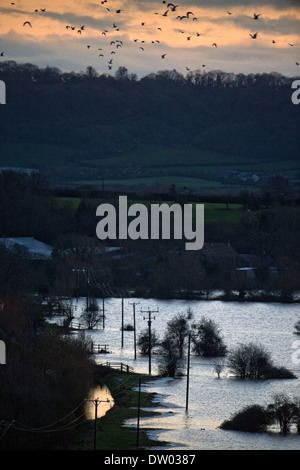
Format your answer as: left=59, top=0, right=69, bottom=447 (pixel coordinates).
left=136, top=310, right=296, bottom=381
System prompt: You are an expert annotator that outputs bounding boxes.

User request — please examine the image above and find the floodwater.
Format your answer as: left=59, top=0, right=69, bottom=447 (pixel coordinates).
left=84, top=385, right=114, bottom=420
left=55, top=296, right=300, bottom=450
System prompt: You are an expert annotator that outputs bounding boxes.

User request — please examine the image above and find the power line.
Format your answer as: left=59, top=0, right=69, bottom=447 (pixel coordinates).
left=14, top=400, right=86, bottom=432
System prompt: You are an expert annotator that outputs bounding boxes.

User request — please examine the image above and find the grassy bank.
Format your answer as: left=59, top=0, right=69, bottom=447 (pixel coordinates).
left=73, top=368, right=167, bottom=450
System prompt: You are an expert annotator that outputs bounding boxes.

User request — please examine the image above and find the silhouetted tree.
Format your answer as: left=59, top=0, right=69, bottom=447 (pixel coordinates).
left=191, top=316, right=227, bottom=357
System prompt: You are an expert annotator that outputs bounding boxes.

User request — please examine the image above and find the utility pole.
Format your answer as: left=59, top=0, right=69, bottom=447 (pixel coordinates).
left=85, top=398, right=110, bottom=450
left=86, top=268, right=90, bottom=312
left=186, top=333, right=191, bottom=411
left=136, top=377, right=141, bottom=448
left=129, top=301, right=140, bottom=360
left=141, top=307, right=159, bottom=375
left=102, top=297, right=105, bottom=329
left=93, top=398, right=99, bottom=450
left=121, top=291, right=124, bottom=348
left=186, top=333, right=198, bottom=411
left=72, top=267, right=89, bottom=310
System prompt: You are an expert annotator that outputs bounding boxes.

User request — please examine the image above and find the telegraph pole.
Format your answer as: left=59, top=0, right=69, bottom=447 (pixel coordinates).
left=141, top=307, right=159, bottom=375
left=93, top=398, right=99, bottom=450
left=85, top=398, right=110, bottom=450
left=86, top=268, right=90, bottom=312
left=186, top=333, right=198, bottom=411
left=102, top=297, right=105, bottom=329
left=186, top=333, right=191, bottom=411
left=72, top=267, right=89, bottom=310
left=121, top=291, right=124, bottom=348
left=136, top=377, right=141, bottom=448
left=129, top=301, right=140, bottom=360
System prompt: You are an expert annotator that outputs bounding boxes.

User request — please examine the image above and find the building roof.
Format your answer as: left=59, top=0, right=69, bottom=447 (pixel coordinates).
left=199, top=243, right=239, bottom=269
left=0, top=237, right=53, bottom=260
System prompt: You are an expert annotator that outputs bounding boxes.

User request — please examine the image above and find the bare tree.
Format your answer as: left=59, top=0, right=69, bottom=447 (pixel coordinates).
left=267, top=393, right=297, bottom=434
left=80, top=298, right=102, bottom=329
left=212, top=358, right=226, bottom=378
left=227, top=342, right=272, bottom=379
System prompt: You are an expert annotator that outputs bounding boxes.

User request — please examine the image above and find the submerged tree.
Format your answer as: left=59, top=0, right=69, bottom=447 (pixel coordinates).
left=137, top=328, right=160, bottom=355
left=267, top=393, right=298, bottom=434
left=165, top=309, right=193, bottom=358
left=191, top=316, right=227, bottom=357
left=80, top=298, right=102, bottom=329
left=157, top=334, right=183, bottom=377
left=226, top=342, right=296, bottom=380
left=227, top=342, right=271, bottom=379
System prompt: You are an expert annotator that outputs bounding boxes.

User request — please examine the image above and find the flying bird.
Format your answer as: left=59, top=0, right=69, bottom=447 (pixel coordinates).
left=250, top=32, right=259, bottom=39
left=23, top=21, right=32, bottom=27
left=253, top=13, right=261, bottom=20
left=168, top=3, right=179, bottom=11
left=227, top=11, right=232, bottom=15
left=288, top=43, right=295, bottom=46
left=161, top=53, right=166, bottom=58
left=212, top=43, right=218, bottom=47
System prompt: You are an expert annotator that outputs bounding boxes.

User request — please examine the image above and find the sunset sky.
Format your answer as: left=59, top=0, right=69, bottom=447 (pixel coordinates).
left=0, top=0, right=300, bottom=77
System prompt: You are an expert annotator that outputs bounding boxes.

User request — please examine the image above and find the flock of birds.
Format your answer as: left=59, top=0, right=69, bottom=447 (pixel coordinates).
left=1, top=1, right=299, bottom=73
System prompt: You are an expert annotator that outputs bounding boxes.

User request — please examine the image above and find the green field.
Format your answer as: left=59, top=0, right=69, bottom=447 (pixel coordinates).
left=57, top=196, right=245, bottom=226
left=0, top=142, right=85, bottom=168
left=0, top=142, right=298, bottom=194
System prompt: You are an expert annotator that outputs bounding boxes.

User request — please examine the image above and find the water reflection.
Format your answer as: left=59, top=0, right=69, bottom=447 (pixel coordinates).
left=84, top=385, right=114, bottom=420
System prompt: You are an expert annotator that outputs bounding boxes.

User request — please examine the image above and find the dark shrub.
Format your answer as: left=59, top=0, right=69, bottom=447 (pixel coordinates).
left=220, top=405, right=271, bottom=432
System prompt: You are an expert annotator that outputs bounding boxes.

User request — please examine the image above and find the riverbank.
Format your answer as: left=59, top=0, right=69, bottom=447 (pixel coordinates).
left=133, top=289, right=300, bottom=303
left=73, top=366, right=168, bottom=450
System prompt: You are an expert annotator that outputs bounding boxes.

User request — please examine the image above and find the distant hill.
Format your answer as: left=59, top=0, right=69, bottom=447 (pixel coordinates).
left=0, top=62, right=299, bottom=192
